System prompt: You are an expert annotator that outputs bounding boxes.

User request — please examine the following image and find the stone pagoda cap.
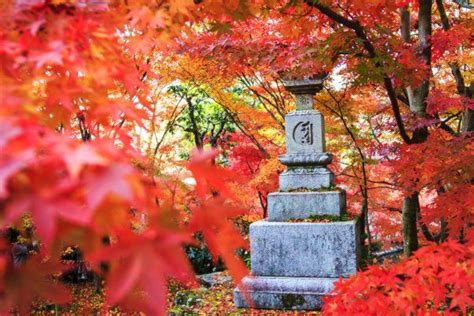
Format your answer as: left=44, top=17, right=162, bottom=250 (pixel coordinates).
left=281, top=73, right=327, bottom=95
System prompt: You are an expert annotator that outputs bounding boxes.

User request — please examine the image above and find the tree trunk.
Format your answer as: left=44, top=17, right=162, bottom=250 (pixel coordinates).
left=401, top=0, right=432, bottom=256
left=402, top=192, right=420, bottom=256
left=462, top=83, right=474, bottom=132
left=400, top=6, right=416, bottom=108
left=410, top=0, right=431, bottom=140
left=187, top=99, right=204, bottom=150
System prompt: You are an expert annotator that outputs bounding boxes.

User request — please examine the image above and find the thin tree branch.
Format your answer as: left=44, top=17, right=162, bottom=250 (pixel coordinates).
left=304, top=1, right=414, bottom=144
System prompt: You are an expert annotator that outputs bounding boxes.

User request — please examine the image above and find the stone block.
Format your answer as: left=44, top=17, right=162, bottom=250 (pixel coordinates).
left=234, top=276, right=336, bottom=310
left=279, top=167, right=334, bottom=191
left=250, top=220, right=360, bottom=278
left=285, top=111, right=325, bottom=154
left=278, top=153, right=332, bottom=167
left=267, top=191, right=345, bottom=221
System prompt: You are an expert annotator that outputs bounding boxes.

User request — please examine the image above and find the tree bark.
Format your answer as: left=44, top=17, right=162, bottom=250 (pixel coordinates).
left=400, top=6, right=416, bottom=108
left=411, top=0, right=431, bottom=118
left=461, top=83, right=474, bottom=132
left=402, top=192, right=420, bottom=256
left=186, top=97, right=204, bottom=150
left=401, top=0, right=432, bottom=256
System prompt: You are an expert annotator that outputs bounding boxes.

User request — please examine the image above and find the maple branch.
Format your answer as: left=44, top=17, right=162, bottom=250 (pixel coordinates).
left=203, top=88, right=271, bottom=157
left=367, top=117, right=394, bottom=162
left=397, top=93, right=410, bottom=107
left=77, top=114, right=91, bottom=142
left=367, top=186, right=397, bottom=191
left=274, top=78, right=289, bottom=112
left=382, top=72, right=413, bottom=144
left=209, top=115, right=228, bottom=148
left=413, top=0, right=432, bottom=116
left=257, top=76, right=287, bottom=119
left=340, top=172, right=396, bottom=188
left=436, top=2, right=469, bottom=96
left=181, top=95, right=204, bottom=149
left=153, top=96, right=185, bottom=156
left=420, top=222, right=437, bottom=242
left=419, top=218, right=448, bottom=244
left=239, top=74, right=285, bottom=129
left=318, top=89, right=373, bottom=255
left=435, top=0, right=450, bottom=30
left=216, top=102, right=270, bottom=158
left=257, top=191, right=268, bottom=218
left=435, top=111, right=462, bottom=136
left=304, top=0, right=413, bottom=144
left=442, top=111, right=462, bottom=124
left=56, top=123, right=64, bottom=134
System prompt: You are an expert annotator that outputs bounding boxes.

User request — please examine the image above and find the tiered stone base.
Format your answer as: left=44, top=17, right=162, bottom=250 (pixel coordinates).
left=234, top=219, right=361, bottom=310
left=234, top=276, right=336, bottom=310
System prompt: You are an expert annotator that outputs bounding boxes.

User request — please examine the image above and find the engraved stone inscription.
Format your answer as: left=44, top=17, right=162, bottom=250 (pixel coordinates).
left=285, top=112, right=325, bottom=153
left=296, top=94, right=313, bottom=110
left=292, top=121, right=313, bottom=145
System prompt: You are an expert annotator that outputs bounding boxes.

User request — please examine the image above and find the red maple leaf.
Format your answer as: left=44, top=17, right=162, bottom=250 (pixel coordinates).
left=83, top=163, right=140, bottom=210
left=88, top=228, right=196, bottom=315
left=0, top=255, right=71, bottom=314
left=187, top=150, right=249, bottom=283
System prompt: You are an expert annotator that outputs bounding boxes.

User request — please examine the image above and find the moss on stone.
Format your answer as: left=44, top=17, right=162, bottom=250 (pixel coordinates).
left=280, top=293, right=305, bottom=309
left=281, top=185, right=343, bottom=193
left=287, top=213, right=353, bottom=223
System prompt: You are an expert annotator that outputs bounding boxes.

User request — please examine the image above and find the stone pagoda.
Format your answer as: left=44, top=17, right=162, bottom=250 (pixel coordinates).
left=234, top=76, right=362, bottom=310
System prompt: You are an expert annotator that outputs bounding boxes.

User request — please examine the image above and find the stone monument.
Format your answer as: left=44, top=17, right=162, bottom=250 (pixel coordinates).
left=234, top=76, right=362, bottom=310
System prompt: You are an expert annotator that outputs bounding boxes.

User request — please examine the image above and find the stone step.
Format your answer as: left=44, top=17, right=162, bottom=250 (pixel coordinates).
left=250, top=220, right=361, bottom=278
left=267, top=191, right=345, bottom=221
left=234, top=276, right=337, bottom=310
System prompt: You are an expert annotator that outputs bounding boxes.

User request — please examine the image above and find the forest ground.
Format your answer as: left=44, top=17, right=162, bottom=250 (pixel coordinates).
left=31, top=271, right=321, bottom=315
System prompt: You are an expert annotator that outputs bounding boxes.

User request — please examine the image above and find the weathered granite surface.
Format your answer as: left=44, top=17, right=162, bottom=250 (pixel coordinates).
left=197, top=271, right=232, bottom=288
left=285, top=111, right=325, bottom=154
left=279, top=167, right=334, bottom=191
left=278, top=153, right=332, bottom=167
left=282, top=76, right=325, bottom=97
left=267, top=191, right=345, bottom=221
left=234, top=276, right=336, bottom=310
left=295, top=94, right=314, bottom=110
left=250, top=220, right=360, bottom=277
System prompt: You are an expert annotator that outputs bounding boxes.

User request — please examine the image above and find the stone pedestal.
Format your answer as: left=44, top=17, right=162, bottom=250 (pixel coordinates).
left=249, top=220, right=361, bottom=277
left=279, top=167, right=334, bottom=191
left=234, top=76, right=362, bottom=310
left=267, top=191, right=346, bottom=221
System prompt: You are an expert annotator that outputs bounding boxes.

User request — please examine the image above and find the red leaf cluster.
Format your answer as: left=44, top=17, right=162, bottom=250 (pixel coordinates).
left=323, top=236, right=474, bottom=315
left=390, top=131, right=473, bottom=236
left=0, top=2, right=249, bottom=314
